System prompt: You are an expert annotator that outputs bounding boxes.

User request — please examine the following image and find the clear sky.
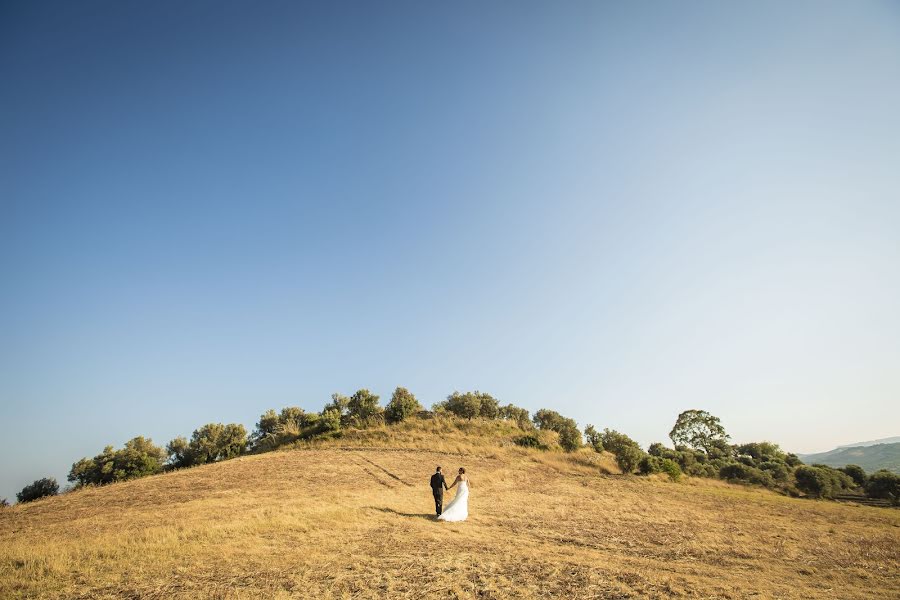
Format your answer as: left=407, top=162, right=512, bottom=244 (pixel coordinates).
left=2, top=1, right=899, bottom=502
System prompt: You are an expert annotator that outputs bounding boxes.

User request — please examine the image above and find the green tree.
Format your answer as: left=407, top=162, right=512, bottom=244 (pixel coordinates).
left=17, top=477, right=59, bottom=503
left=600, top=429, right=645, bottom=473
left=532, top=409, right=581, bottom=452
left=669, top=410, right=730, bottom=454
left=319, top=408, right=342, bottom=432
left=166, top=436, right=194, bottom=468
left=584, top=425, right=603, bottom=453
left=865, top=470, right=900, bottom=505
left=444, top=391, right=482, bottom=419
left=325, top=393, right=350, bottom=418
left=347, top=389, right=382, bottom=424
left=498, top=404, right=531, bottom=429
left=839, top=464, right=867, bottom=488
left=385, top=387, right=422, bottom=424
left=69, top=437, right=166, bottom=486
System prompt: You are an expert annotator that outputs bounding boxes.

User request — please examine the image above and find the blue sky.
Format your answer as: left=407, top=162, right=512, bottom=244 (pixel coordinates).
left=2, top=1, right=899, bottom=501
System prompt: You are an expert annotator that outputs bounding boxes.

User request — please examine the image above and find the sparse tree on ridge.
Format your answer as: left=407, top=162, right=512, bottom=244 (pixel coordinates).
left=584, top=425, right=603, bottom=453
left=669, top=409, right=730, bottom=454
left=385, top=387, right=421, bottom=424
left=69, top=437, right=166, bottom=486
left=17, top=477, right=59, bottom=503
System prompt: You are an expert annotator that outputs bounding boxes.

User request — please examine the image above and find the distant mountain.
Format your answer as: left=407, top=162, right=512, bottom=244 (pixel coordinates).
left=799, top=442, right=900, bottom=474
left=837, top=436, right=900, bottom=448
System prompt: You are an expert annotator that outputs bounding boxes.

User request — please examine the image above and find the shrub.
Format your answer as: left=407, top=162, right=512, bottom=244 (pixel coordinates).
left=600, top=429, right=644, bottom=473
left=686, top=463, right=719, bottom=478
left=784, top=453, right=802, bottom=467
left=719, top=463, right=775, bottom=487
left=638, top=455, right=662, bottom=475
left=794, top=465, right=854, bottom=499
left=532, top=409, right=581, bottom=452
left=347, top=389, right=382, bottom=424
left=167, top=423, right=247, bottom=467
left=514, top=434, right=547, bottom=450
left=661, top=458, right=682, bottom=482
left=840, top=464, right=868, bottom=488
left=557, top=425, right=582, bottom=452
left=0, top=498, right=9, bottom=508
left=734, top=442, right=785, bottom=462
left=69, top=437, right=166, bottom=486
left=319, top=408, right=342, bottom=432
left=385, top=387, right=422, bottom=424
left=499, top=404, right=532, bottom=429
left=584, top=425, right=603, bottom=453
left=17, top=477, right=59, bottom=503
left=251, top=406, right=320, bottom=451
left=865, top=470, right=900, bottom=505
left=441, top=391, right=499, bottom=419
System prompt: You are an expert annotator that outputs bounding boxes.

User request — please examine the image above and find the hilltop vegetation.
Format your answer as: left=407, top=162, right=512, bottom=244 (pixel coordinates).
left=799, top=442, right=900, bottom=475
left=1, top=420, right=898, bottom=599
left=7, top=389, right=899, bottom=509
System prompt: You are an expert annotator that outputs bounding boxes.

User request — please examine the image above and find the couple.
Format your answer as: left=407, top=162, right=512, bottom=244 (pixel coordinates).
left=429, top=466, right=470, bottom=522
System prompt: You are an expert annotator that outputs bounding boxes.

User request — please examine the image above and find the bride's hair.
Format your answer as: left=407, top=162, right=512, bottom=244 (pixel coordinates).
left=459, top=467, right=466, bottom=474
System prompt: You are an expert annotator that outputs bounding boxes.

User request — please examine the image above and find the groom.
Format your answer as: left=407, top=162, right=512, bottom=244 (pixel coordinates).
left=430, top=465, right=449, bottom=516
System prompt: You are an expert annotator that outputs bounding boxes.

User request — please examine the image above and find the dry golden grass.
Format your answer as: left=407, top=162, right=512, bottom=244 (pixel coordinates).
left=1, top=420, right=898, bottom=599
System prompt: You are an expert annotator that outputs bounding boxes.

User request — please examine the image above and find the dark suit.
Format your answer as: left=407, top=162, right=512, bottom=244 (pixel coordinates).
left=430, top=472, right=447, bottom=515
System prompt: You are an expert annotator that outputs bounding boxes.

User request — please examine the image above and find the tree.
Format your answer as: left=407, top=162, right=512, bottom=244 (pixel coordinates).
left=325, top=393, right=350, bottom=418
left=168, top=423, right=248, bottom=467
left=600, top=429, right=645, bottom=473
left=69, top=437, right=166, bottom=486
left=840, top=464, right=868, bottom=488
left=166, top=436, right=193, bottom=468
left=444, top=392, right=482, bottom=419
left=794, top=465, right=854, bottom=499
left=319, top=408, right=342, bottom=432
left=584, top=425, right=603, bottom=453
left=0, top=498, right=9, bottom=508
left=17, top=477, right=59, bottom=503
left=346, top=389, right=382, bottom=424
left=498, top=404, right=531, bottom=429
left=531, top=409, right=581, bottom=452
left=385, top=387, right=422, bottom=424
left=865, top=470, right=900, bottom=505
left=476, top=392, right=500, bottom=419
left=669, top=410, right=729, bottom=454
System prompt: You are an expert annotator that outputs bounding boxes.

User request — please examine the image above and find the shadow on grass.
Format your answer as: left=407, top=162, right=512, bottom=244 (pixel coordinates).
left=369, top=507, right=436, bottom=520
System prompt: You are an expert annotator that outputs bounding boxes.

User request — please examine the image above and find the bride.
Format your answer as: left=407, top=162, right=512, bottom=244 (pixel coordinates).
left=437, top=467, right=470, bottom=522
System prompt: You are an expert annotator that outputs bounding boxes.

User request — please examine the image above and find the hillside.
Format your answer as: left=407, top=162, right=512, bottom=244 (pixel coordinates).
left=799, top=442, right=900, bottom=474
left=1, top=421, right=898, bottom=600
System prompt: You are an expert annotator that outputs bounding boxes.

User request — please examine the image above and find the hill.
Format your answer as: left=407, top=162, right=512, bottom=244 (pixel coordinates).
left=1, top=420, right=898, bottom=599
left=799, top=442, right=900, bottom=474
left=838, top=436, right=900, bottom=448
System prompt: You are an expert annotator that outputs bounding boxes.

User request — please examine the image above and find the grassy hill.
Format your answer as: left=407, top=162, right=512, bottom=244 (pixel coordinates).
left=799, top=442, right=900, bottom=474
left=1, top=419, right=898, bottom=599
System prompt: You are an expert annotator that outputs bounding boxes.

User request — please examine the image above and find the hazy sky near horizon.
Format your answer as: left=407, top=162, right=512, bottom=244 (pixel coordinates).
left=2, top=1, right=899, bottom=501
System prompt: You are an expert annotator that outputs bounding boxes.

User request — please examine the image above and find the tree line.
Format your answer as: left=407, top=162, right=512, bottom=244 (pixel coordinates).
left=5, top=394, right=898, bottom=508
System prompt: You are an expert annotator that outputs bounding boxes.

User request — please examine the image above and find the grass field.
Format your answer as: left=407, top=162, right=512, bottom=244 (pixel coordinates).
left=1, top=420, right=898, bottom=599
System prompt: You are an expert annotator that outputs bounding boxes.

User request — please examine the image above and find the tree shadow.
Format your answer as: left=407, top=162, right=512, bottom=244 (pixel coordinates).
left=368, top=506, right=436, bottom=520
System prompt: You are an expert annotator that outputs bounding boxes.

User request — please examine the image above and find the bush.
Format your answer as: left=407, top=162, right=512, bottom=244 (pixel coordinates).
left=638, top=455, right=662, bottom=475
left=69, top=437, right=166, bottom=486
left=514, top=434, right=547, bottom=450
left=319, top=408, right=342, bottom=432
left=719, top=463, right=775, bottom=487
left=794, top=465, right=854, bottom=499
left=840, top=464, right=868, bottom=488
left=584, top=425, right=603, bottom=453
left=600, top=429, right=645, bottom=473
left=384, top=387, right=422, bottom=424
left=167, top=423, right=247, bottom=468
left=347, top=389, right=382, bottom=425
left=251, top=406, right=321, bottom=451
left=17, top=477, right=59, bottom=503
left=499, top=404, right=532, bottom=429
left=440, top=391, right=499, bottom=419
left=532, top=409, right=581, bottom=452
left=865, top=470, right=900, bottom=505
left=0, top=498, right=9, bottom=508
left=661, top=458, right=682, bottom=482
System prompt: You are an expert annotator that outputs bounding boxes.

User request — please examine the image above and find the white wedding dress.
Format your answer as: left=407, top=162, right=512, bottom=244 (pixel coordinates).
left=437, top=479, right=469, bottom=522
